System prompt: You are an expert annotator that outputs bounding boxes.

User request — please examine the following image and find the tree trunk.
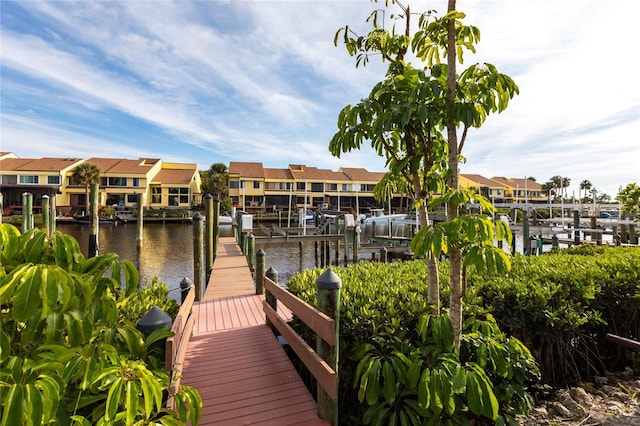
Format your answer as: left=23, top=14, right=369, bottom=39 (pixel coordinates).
left=445, top=0, right=463, bottom=349
left=418, top=203, right=440, bottom=313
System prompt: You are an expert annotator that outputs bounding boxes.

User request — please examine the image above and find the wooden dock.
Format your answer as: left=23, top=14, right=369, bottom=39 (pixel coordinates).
left=180, top=237, right=329, bottom=425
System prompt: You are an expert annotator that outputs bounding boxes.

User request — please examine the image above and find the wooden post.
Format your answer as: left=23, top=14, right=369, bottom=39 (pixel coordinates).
left=255, top=248, right=265, bottom=295
left=49, top=194, right=56, bottom=236
left=136, top=192, right=145, bottom=249
left=265, top=266, right=278, bottom=334
left=343, top=227, right=349, bottom=265
left=41, top=195, right=50, bottom=237
left=88, top=184, right=99, bottom=257
left=316, top=269, right=341, bottom=426
left=620, top=215, right=628, bottom=244
left=21, top=192, right=33, bottom=233
left=204, top=194, right=214, bottom=278
left=552, top=234, right=559, bottom=249
left=522, top=212, right=529, bottom=255
left=213, top=196, right=220, bottom=261
left=379, top=246, right=387, bottom=263
left=192, top=212, right=204, bottom=301
left=180, top=277, right=193, bottom=304
left=573, top=210, right=580, bottom=245
left=630, top=222, right=637, bottom=245
left=590, top=216, right=597, bottom=241
left=0, top=192, right=3, bottom=220
left=353, top=226, right=360, bottom=263
left=247, top=233, right=255, bottom=271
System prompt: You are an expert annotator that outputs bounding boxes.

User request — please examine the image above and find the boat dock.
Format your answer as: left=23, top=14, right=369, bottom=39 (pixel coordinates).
left=179, top=237, right=330, bottom=425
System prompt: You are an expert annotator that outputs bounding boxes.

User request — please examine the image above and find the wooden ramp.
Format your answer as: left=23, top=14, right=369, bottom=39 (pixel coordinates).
left=180, top=236, right=329, bottom=425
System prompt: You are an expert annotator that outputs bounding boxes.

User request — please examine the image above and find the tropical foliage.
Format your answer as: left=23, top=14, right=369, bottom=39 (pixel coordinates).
left=617, top=183, right=640, bottom=218
left=330, top=1, right=519, bottom=346
left=0, top=224, right=201, bottom=425
left=286, top=246, right=640, bottom=423
left=286, top=262, right=540, bottom=425
left=71, top=163, right=101, bottom=214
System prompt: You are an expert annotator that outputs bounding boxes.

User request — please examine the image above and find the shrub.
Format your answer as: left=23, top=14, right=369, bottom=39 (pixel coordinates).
left=286, top=261, right=540, bottom=425
left=0, top=224, right=201, bottom=425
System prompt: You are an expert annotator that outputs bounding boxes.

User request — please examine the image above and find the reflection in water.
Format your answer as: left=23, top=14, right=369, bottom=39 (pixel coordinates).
left=58, top=223, right=234, bottom=299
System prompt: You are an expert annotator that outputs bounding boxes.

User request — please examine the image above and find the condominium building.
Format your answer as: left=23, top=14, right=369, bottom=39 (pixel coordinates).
left=0, top=153, right=201, bottom=215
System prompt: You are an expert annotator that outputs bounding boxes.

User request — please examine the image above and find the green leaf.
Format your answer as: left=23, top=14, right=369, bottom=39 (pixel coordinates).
left=125, top=380, right=139, bottom=425
left=13, top=265, right=42, bottom=321
left=365, top=358, right=381, bottom=405
left=25, top=384, right=44, bottom=426
left=23, top=231, right=47, bottom=263
left=382, top=361, right=397, bottom=404
left=105, top=377, right=123, bottom=422
left=1, top=384, right=23, bottom=426
left=0, top=264, right=31, bottom=305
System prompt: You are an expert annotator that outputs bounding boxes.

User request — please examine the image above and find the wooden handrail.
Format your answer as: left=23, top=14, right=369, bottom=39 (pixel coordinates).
left=262, top=273, right=340, bottom=425
left=165, top=285, right=196, bottom=409
left=264, top=278, right=335, bottom=345
left=606, top=333, right=640, bottom=351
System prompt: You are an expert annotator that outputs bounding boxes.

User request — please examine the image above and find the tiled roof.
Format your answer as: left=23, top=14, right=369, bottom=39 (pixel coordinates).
left=461, top=174, right=504, bottom=187
left=229, top=162, right=265, bottom=178
left=264, top=168, right=294, bottom=180
left=339, top=167, right=384, bottom=182
left=0, top=157, right=82, bottom=172
left=152, top=168, right=196, bottom=185
left=491, top=176, right=542, bottom=190
left=85, top=158, right=159, bottom=174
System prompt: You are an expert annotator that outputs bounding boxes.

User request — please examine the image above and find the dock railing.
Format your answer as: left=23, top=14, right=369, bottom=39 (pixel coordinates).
left=262, top=270, right=341, bottom=426
left=165, top=285, right=196, bottom=410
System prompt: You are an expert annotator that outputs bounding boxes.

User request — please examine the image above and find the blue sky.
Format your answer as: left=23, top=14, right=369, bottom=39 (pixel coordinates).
left=1, top=0, right=638, bottom=198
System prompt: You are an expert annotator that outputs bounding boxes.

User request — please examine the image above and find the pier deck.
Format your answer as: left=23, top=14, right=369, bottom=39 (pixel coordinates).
left=180, top=237, right=328, bottom=425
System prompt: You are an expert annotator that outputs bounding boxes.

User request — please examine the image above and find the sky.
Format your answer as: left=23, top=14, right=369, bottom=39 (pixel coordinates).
left=1, top=0, right=638, bottom=199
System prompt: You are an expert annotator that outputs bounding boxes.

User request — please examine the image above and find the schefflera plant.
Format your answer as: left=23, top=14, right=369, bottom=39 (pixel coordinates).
left=0, top=224, right=201, bottom=425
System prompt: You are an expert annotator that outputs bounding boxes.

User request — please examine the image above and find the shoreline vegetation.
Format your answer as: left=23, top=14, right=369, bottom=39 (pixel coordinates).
left=286, top=244, right=640, bottom=425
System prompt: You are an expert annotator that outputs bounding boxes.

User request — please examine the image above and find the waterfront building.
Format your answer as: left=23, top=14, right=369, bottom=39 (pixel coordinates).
left=0, top=153, right=201, bottom=215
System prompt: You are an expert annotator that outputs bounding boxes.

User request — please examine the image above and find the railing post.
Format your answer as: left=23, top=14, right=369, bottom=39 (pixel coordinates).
left=41, top=195, right=50, bottom=238
left=316, top=269, right=341, bottom=426
left=379, top=246, right=387, bottom=263
left=180, top=277, right=193, bottom=304
left=204, top=194, right=214, bottom=279
left=88, top=183, right=99, bottom=257
left=522, top=211, right=529, bottom=255
left=136, top=192, right=145, bottom=249
left=265, top=267, right=278, bottom=334
left=255, top=248, right=265, bottom=295
left=573, top=210, right=580, bottom=245
left=48, top=194, right=56, bottom=236
left=247, top=232, right=255, bottom=271
left=192, top=212, right=204, bottom=301
left=213, top=196, right=220, bottom=262
left=21, top=192, right=33, bottom=233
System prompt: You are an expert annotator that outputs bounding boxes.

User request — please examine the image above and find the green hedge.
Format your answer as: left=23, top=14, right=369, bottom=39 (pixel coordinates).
left=467, top=246, right=640, bottom=385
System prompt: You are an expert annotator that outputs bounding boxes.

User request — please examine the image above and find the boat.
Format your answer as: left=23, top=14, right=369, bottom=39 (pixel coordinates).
left=219, top=215, right=233, bottom=225
left=72, top=215, right=122, bottom=225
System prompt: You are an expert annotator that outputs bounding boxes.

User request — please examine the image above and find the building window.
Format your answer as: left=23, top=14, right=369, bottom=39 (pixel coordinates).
left=19, top=175, right=39, bottom=184
left=253, top=181, right=260, bottom=189
left=179, top=188, right=189, bottom=204
left=296, top=182, right=306, bottom=191
left=311, top=182, right=324, bottom=192
left=127, top=194, right=139, bottom=204
left=342, top=183, right=350, bottom=191
left=107, top=177, right=127, bottom=187
left=328, top=183, right=338, bottom=191
left=47, top=175, right=61, bottom=185
left=151, top=187, right=162, bottom=204
left=132, top=178, right=140, bottom=187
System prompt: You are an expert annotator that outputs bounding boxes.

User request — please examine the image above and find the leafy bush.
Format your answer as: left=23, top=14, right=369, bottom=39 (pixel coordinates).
left=286, top=262, right=540, bottom=425
left=119, top=277, right=179, bottom=324
left=0, top=224, right=201, bottom=425
left=467, top=247, right=640, bottom=385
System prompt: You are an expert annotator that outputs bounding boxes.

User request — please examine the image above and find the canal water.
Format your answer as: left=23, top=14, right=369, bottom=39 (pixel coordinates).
left=56, top=221, right=585, bottom=301
left=57, top=222, right=337, bottom=300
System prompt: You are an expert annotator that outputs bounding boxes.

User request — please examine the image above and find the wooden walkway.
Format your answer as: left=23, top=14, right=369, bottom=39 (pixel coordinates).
left=180, top=237, right=329, bottom=425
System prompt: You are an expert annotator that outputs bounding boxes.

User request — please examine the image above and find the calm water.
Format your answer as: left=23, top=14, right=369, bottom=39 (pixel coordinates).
left=56, top=221, right=590, bottom=300
left=57, top=222, right=335, bottom=299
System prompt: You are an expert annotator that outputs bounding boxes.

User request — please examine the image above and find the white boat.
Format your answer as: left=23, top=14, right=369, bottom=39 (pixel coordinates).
left=218, top=215, right=233, bottom=225
left=361, top=208, right=407, bottom=224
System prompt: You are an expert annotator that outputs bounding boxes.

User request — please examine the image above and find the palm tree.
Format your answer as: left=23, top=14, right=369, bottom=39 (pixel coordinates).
left=580, top=180, right=592, bottom=203
left=72, top=163, right=100, bottom=214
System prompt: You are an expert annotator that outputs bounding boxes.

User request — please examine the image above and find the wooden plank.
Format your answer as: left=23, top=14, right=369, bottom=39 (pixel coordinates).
left=606, top=333, right=640, bottom=351
left=265, top=278, right=335, bottom=345
left=263, top=301, right=336, bottom=399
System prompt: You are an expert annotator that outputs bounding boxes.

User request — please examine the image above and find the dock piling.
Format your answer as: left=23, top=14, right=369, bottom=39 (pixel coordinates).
left=41, top=195, right=50, bottom=238
left=192, top=212, right=204, bottom=300
left=205, top=194, right=214, bottom=278
left=255, top=248, right=265, bottom=295
left=88, top=184, right=99, bottom=257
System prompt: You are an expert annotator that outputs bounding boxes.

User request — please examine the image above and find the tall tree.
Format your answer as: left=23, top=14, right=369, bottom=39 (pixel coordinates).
left=331, top=0, right=517, bottom=346
left=72, top=163, right=100, bottom=214
left=580, top=179, right=592, bottom=203
left=200, top=163, right=229, bottom=200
